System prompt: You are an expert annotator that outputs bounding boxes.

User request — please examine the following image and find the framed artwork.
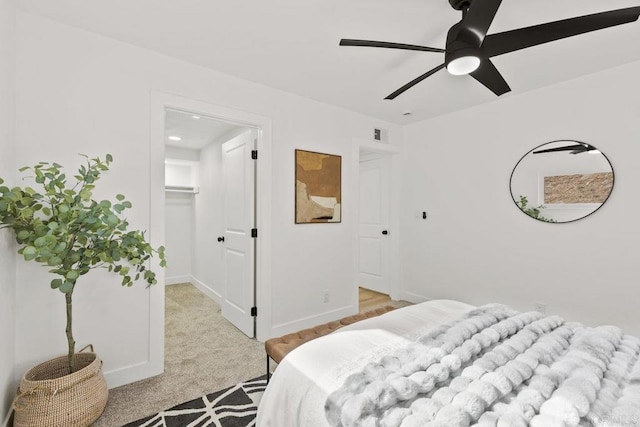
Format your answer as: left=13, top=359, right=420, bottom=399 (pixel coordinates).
left=295, top=149, right=341, bottom=223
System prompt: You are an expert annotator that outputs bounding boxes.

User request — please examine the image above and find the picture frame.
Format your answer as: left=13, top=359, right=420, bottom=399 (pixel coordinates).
left=295, top=149, right=342, bottom=224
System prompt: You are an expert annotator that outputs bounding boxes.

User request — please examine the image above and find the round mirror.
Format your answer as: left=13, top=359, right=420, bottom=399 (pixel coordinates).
left=510, top=140, right=614, bottom=223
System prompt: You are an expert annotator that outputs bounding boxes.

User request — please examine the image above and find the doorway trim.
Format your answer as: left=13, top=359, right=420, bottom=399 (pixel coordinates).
left=150, top=92, right=273, bottom=352
left=352, top=139, right=400, bottom=306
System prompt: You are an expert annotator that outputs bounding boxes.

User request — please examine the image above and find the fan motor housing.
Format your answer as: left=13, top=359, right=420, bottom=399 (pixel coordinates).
left=449, top=0, right=471, bottom=11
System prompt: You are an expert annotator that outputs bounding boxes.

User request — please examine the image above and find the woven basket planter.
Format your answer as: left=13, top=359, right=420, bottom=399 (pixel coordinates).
left=13, top=347, right=108, bottom=427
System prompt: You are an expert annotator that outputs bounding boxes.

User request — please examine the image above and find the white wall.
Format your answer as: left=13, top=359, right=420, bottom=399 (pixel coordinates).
left=15, top=12, right=401, bottom=387
left=0, top=0, right=16, bottom=423
left=401, top=60, right=640, bottom=338
left=164, top=159, right=198, bottom=284
left=191, top=135, right=227, bottom=300
left=164, top=192, right=194, bottom=284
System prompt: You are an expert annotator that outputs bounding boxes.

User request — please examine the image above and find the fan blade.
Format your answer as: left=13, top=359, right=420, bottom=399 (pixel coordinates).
left=533, top=144, right=588, bottom=154
left=483, top=6, right=640, bottom=58
left=469, top=59, right=511, bottom=96
left=385, top=64, right=446, bottom=100
left=464, top=0, right=503, bottom=42
left=339, top=39, right=444, bottom=53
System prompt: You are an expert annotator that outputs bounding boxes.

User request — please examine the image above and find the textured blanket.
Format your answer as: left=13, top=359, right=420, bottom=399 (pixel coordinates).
left=324, top=304, right=640, bottom=427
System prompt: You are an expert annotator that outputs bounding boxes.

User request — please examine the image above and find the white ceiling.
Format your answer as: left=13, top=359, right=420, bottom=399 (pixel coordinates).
left=17, top=0, right=640, bottom=124
left=165, top=109, right=244, bottom=150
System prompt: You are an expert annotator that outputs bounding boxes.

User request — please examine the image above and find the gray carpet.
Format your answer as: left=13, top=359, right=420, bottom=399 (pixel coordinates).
left=94, top=283, right=265, bottom=427
left=95, top=283, right=411, bottom=426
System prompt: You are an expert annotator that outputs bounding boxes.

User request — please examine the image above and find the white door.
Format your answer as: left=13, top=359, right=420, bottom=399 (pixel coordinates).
left=221, top=130, right=255, bottom=337
left=358, top=155, right=390, bottom=294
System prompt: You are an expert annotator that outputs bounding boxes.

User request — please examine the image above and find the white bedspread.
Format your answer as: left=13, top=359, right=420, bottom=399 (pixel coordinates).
left=256, top=300, right=476, bottom=427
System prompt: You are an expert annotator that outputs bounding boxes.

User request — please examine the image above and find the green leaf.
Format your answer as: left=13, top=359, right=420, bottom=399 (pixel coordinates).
left=18, top=166, right=29, bottom=172
left=34, top=236, right=48, bottom=247
left=42, top=207, right=51, bottom=216
left=23, top=246, right=37, bottom=261
left=17, top=230, right=30, bottom=240
left=50, top=279, right=62, bottom=289
left=66, top=270, right=79, bottom=281
left=116, top=194, right=125, bottom=201
left=106, top=154, right=113, bottom=163
left=59, top=281, right=74, bottom=293
left=121, top=201, right=132, bottom=209
left=106, top=214, right=119, bottom=226
left=48, top=256, right=62, bottom=266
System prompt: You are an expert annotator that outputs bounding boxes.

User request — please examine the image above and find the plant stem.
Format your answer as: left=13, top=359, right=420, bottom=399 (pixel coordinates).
left=65, top=291, right=76, bottom=374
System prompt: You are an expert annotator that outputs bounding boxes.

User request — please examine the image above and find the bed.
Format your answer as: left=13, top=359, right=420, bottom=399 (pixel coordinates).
left=256, top=300, right=640, bottom=427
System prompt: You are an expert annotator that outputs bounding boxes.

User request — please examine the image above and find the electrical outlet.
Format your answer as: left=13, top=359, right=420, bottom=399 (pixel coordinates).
left=534, top=302, right=547, bottom=314
left=323, top=290, right=330, bottom=303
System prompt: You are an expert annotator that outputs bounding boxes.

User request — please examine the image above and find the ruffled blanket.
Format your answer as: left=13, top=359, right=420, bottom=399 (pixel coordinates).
left=324, top=304, right=640, bottom=427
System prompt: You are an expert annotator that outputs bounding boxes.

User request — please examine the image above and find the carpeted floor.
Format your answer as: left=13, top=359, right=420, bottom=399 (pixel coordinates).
left=95, top=283, right=411, bottom=426
left=94, top=283, right=265, bottom=427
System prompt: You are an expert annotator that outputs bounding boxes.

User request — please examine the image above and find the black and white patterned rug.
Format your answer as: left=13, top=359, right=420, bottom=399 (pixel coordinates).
left=123, top=376, right=267, bottom=427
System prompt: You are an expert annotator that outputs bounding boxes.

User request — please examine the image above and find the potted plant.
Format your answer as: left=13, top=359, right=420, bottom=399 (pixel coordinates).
left=0, top=154, right=166, bottom=426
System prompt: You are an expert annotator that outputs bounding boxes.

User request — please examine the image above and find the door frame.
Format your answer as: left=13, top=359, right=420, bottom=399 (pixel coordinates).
left=352, top=139, right=400, bottom=305
left=150, top=92, right=273, bottom=350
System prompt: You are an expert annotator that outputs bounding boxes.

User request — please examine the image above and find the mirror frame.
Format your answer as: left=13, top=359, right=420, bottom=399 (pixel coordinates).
left=509, top=140, right=615, bottom=224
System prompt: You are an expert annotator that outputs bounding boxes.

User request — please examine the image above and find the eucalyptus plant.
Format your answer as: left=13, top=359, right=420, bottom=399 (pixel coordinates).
left=516, top=195, right=556, bottom=223
left=0, top=154, right=166, bottom=373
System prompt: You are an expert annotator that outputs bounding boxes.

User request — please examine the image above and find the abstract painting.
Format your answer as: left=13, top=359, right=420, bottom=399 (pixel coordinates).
left=295, top=149, right=341, bottom=223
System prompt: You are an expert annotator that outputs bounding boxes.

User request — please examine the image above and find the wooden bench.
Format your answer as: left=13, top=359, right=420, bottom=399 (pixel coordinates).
left=264, top=306, right=396, bottom=381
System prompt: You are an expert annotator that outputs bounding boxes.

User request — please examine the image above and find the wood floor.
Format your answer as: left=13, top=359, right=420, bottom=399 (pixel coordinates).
left=359, top=287, right=391, bottom=313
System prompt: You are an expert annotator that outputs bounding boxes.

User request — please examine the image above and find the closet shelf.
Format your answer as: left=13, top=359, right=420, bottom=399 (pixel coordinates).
left=165, top=185, right=199, bottom=194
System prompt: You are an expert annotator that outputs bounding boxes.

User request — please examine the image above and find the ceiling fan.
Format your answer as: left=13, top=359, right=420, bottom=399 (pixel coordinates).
left=533, top=143, right=599, bottom=155
left=339, top=0, right=640, bottom=100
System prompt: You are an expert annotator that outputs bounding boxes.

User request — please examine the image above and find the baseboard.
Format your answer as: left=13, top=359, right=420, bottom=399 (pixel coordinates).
left=189, top=275, right=222, bottom=305
left=103, top=358, right=163, bottom=389
left=400, top=290, right=432, bottom=304
left=165, top=275, right=191, bottom=285
left=269, top=305, right=356, bottom=338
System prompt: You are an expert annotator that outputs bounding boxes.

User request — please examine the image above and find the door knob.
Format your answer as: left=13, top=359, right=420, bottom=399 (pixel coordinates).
left=382, top=230, right=389, bottom=235
left=217, top=236, right=225, bottom=242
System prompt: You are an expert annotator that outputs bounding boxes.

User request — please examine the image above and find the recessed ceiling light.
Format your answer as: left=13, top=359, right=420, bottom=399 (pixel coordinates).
left=191, top=115, right=201, bottom=120
left=168, top=136, right=182, bottom=141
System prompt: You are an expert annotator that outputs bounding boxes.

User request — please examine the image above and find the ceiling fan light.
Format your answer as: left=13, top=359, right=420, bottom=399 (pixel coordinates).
left=447, top=56, right=481, bottom=75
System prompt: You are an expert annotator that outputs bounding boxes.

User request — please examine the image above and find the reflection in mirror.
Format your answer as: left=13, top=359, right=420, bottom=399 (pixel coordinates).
left=510, top=140, right=614, bottom=223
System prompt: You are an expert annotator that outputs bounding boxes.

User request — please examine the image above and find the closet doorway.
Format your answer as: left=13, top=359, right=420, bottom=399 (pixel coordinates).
left=164, top=109, right=257, bottom=338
